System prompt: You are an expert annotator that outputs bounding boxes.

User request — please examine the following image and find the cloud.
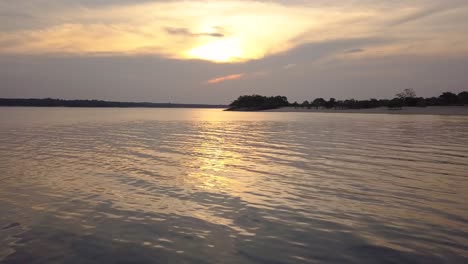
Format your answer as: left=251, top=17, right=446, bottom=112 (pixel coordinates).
left=165, top=27, right=224, bottom=38
left=0, top=1, right=385, bottom=61
left=206, top=73, right=244, bottom=84
left=0, top=0, right=467, bottom=63
left=345, top=49, right=364, bottom=54
left=388, top=2, right=468, bottom=27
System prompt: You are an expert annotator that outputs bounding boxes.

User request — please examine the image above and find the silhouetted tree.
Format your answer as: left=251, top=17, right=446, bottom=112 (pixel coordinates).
left=335, top=100, right=344, bottom=109
left=457, top=91, right=468, bottom=105
left=325, top=98, right=337, bottom=109
left=424, top=97, right=439, bottom=106
left=388, top=98, right=403, bottom=109
left=439, top=92, right=458, bottom=105
left=396, top=88, right=418, bottom=106
left=416, top=97, right=427, bottom=107
left=343, top=99, right=356, bottom=109
left=396, top=88, right=416, bottom=99
left=311, top=98, right=326, bottom=109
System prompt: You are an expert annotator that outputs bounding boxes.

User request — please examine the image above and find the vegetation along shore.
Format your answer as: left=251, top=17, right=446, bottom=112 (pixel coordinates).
left=226, top=89, right=468, bottom=113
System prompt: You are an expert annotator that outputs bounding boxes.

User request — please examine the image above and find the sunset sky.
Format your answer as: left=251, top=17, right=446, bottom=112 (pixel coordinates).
left=1, top=0, right=468, bottom=103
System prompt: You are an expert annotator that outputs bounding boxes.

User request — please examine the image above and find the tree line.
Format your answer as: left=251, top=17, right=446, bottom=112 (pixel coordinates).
left=0, top=98, right=227, bottom=108
left=229, top=90, right=468, bottom=110
left=294, top=89, right=468, bottom=109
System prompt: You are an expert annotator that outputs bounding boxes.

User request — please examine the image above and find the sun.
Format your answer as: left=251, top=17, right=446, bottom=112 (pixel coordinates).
left=185, top=38, right=245, bottom=63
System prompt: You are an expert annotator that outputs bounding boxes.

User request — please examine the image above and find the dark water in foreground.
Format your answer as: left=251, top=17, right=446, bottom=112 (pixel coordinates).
left=1, top=108, right=468, bottom=264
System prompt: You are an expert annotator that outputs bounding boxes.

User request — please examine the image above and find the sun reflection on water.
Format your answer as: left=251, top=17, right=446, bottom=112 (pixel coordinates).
left=185, top=123, right=241, bottom=192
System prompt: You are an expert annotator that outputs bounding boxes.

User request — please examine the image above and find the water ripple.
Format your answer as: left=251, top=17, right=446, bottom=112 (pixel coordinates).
left=1, top=108, right=468, bottom=263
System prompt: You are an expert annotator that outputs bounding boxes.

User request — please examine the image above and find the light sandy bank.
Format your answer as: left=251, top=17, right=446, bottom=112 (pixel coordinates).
left=264, top=106, right=468, bottom=116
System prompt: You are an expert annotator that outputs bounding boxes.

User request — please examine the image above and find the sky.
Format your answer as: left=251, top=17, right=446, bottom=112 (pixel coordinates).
left=1, top=0, right=468, bottom=104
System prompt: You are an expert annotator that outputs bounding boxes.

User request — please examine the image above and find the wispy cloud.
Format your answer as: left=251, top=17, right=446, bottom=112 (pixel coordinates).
left=345, top=48, right=364, bottom=54
left=165, top=27, right=224, bottom=38
left=206, top=73, right=244, bottom=84
left=388, top=2, right=466, bottom=27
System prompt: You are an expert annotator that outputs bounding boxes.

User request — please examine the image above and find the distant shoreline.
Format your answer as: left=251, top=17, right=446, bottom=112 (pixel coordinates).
left=264, top=106, right=468, bottom=116
left=0, top=98, right=227, bottom=109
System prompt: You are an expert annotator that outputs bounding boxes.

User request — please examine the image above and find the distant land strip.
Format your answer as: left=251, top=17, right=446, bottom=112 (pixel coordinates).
left=0, top=98, right=227, bottom=108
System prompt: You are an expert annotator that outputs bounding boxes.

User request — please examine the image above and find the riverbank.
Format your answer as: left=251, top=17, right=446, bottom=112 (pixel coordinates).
left=264, top=106, right=468, bottom=115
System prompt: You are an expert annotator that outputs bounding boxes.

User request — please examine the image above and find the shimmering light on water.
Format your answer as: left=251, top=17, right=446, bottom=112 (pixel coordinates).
left=1, top=108, right=468, bottom=263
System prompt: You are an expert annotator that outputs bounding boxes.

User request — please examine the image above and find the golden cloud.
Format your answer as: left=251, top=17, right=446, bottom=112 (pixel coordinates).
left=206, top=73, right=244, bottom=84
left=0, top=1, right=467, bottom=62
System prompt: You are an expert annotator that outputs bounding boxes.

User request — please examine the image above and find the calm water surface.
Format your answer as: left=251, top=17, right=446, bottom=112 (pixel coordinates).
left=1, top=108, right=468, bottom=263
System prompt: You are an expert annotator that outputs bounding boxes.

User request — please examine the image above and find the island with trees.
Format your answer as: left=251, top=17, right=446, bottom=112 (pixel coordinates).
left=227, top=90, right=468, bottom=112
left=225, top=95, right=290, bottom=111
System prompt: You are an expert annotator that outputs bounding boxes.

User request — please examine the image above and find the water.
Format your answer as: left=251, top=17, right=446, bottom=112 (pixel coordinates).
left=1, top=107, right=467, bottom=264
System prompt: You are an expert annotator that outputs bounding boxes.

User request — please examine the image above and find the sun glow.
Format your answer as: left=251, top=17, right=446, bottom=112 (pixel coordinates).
left=0, top=1, right=322, bottom=62
left=187, top=39, right=240, bottom=63
left=186, top=38, right=248, bottom=63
